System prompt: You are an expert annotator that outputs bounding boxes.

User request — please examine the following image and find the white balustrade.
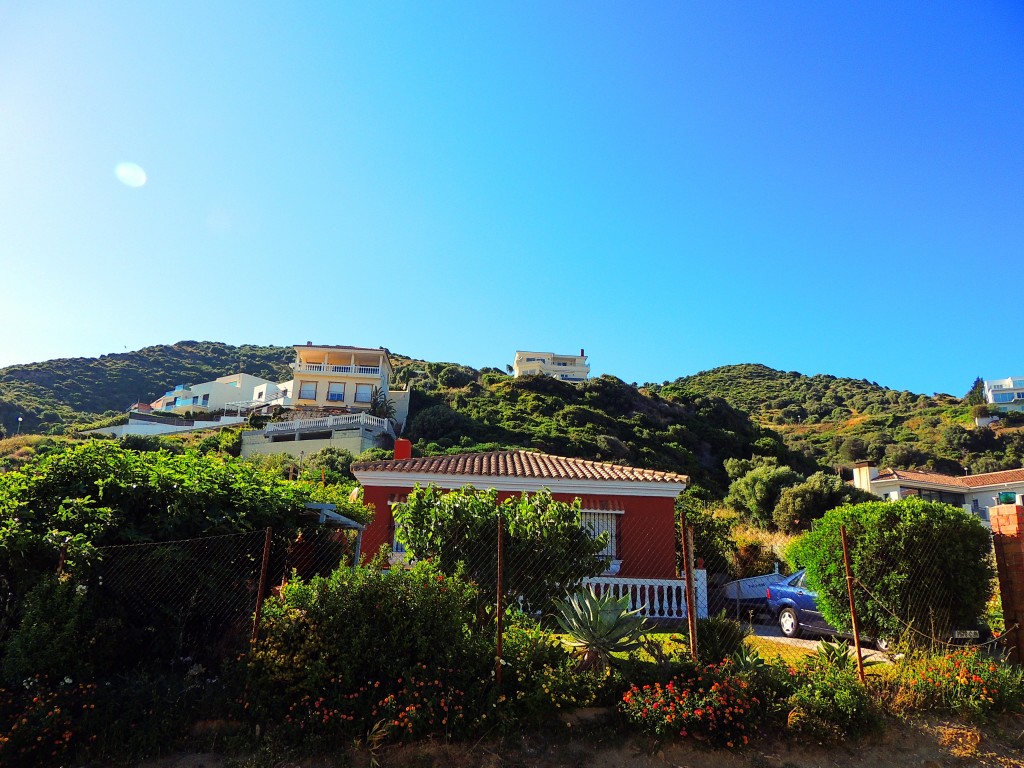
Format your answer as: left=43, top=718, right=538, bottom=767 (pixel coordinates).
left=264, top=412, right=394, bottom=437
left=293, top=363, right=379, bottom=375
left=582, top=572, right=708, bottom=621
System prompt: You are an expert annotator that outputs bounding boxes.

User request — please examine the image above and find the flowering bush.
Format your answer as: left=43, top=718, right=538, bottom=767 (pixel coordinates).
left=620, top=662, right=758, bottom=747
left=275, top=666, right=469, bottom=745
left=904, top=648, right=1024, bottom=719
left=0, top=676, right=98, bottom=767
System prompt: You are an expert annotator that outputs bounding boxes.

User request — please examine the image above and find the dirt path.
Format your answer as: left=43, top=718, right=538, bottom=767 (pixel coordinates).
left=139, top=715, right=1024, bottom=768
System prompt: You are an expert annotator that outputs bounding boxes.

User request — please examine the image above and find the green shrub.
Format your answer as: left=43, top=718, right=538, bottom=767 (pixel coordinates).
left=246, top=561, right=489, bottom=739
left=2, top=577, right=100, bottom=685
left=495, top=614, right=601, bottom=725
left=787, top=498, right=994, bottom=643
left=786, top=664, right=880, bottom=741
left=689, top=612, right=750, bottom=664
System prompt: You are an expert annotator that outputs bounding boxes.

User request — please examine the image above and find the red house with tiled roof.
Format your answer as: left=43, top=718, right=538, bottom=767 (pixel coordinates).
left=351, top=446, right=689, bottom=581
left=853, top=462, right=1024, bottom=523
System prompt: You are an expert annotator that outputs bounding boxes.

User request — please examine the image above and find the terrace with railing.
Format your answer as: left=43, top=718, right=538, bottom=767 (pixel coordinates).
left=292, top=363, right=383, bottom=376
left=262, top=412, right=395, bottom=439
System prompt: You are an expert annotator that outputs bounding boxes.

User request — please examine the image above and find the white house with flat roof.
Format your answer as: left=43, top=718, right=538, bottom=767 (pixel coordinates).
left=150, top=373, right=278, bottom=414
left=513, top=349, right=590, bottom=382
left=984, top=376, right=1024, bottom=412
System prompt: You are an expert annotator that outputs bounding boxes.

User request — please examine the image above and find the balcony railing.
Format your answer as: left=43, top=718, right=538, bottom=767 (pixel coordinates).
left=583, top=574, right=708, bottom=621
left=263, top=412, right=394, bottom=437
left=293, top=363, right=382, bottom=376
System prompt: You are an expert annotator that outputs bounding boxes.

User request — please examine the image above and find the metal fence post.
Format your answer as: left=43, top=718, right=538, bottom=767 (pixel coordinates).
left=251, top=527, right=273, bottom=644
left=841, top=525, right=866, bottom=683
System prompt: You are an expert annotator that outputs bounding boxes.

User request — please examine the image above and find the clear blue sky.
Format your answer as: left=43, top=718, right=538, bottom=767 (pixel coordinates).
left=1, top=2, right=1021, bottom=396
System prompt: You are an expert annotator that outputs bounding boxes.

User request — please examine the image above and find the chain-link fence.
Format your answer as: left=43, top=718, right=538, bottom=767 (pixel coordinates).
left=61, top=525, right=363, bottom=673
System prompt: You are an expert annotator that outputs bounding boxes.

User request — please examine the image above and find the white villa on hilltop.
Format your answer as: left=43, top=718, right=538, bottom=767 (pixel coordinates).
left=513, top=349, right=590, bottom=382
left=984, top=376, right=1024, bottom=413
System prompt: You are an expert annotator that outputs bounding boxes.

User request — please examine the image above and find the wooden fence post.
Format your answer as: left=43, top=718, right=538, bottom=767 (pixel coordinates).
left=495, top=511, right=505, bottom=687
left=251, top=527, right=273, bottom=644
left=841, top=525, right=866, bottom=684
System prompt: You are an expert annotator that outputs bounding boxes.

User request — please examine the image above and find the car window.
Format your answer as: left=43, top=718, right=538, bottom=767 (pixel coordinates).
left=789, top=573, right=804, bottom=588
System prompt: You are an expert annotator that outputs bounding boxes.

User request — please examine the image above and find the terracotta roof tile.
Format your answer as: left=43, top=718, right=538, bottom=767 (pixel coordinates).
left=352, top=449, right=689, bottom=485
left=874, top=467, right=1024, bottom=488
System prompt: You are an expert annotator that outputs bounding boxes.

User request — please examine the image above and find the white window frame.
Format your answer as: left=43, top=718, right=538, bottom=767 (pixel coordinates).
left=327, top=382, right=346, bottom=402
left=298, top=381, right=317, bottom=400
left=354, top=383, right=373, bottom=403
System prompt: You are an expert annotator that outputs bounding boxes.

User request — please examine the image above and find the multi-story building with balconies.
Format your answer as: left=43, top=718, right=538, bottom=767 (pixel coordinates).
left=513, top=349, right=590, bottom=382
left=284, top=342, right=393, bottom=410
left=984, top=376, right=1024, bottom=412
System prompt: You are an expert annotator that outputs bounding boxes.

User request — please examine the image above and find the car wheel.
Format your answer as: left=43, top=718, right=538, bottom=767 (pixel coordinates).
left=778, top=607, right=801, bottom=638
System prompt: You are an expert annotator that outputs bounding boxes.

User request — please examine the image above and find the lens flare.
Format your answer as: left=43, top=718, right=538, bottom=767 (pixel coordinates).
left=114, top=162, right=147, bottom=188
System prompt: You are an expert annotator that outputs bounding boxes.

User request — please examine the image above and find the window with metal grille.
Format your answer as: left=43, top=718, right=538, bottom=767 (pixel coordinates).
left=581, top=510, right=617, bottom=558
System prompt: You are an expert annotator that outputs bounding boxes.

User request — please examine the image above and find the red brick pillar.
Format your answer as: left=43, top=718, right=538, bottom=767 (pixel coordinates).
left=990, top=504, right=1024, bottom=663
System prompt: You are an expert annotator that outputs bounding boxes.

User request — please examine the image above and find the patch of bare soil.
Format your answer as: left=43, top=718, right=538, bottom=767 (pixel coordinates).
left=136, top=714, right=1024, bottom=768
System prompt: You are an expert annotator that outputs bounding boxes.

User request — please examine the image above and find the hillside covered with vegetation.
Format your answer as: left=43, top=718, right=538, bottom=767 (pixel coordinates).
left=3, top=345, right=1023, bottom=494
left=658, top=363, right=1024, bottom=475
left=0, top=341, right=293, bottom=434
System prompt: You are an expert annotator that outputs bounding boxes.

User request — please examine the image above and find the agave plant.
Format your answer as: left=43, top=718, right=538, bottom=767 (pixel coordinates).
left=554, top=587, right=650, bottom=673
left=731, top=644, right=766, bottom=674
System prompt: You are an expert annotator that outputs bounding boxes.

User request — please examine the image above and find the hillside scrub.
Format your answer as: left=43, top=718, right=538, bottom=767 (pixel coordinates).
left=404, top=371, right=806, bottom=494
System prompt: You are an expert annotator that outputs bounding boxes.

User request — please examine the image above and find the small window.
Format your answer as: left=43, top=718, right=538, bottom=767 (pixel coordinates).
left=298, top=381, right=317, bottom=400
left=354, top=383, right=373, bottom=403
left=327, top=382, right=346, bottom=402
left=581, top=511, right=616, bottom=558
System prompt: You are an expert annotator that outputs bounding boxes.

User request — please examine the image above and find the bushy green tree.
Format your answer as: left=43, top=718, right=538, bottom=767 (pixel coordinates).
left=964, top=376, right=986, bottom=406
left=787, top=498, right=994, bottom=642
left=772, top=472, right=875, bottom=533
left=393, top=485, right=609, bottom=616
left=301, top=446, right=355, bottom=484
left=675, top=488, right=734, bottom=575
left=724, top=463, right=802, bottom=528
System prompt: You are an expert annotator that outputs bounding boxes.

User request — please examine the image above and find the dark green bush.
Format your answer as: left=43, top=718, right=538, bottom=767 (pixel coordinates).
left=1, top=577, right=118, bottom=685
left=787, top=498, right=994, bottom=642
left=787, top=664, right=881, bottom=741
left=689, top=612, right=750, bottom=664
left=245, top=560, right=490, bottom=739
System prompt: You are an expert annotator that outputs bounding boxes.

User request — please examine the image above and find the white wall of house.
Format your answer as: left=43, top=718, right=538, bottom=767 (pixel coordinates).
left=240, top=430, right=380, bottom=459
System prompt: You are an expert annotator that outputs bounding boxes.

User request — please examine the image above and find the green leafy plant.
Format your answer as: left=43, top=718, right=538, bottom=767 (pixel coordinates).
left=246, top=560, right=490, bottom=740
left=731, top=645, right=766, bottom=674
left=690, top=611, right=750, bottom=664
left=554, top=588, right=649, bottom=673
left=786, top=663, right=880, bottom=741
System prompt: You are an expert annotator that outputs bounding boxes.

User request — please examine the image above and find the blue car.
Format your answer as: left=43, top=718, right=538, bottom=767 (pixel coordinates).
left=766, top=569, right=837, bottom=640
